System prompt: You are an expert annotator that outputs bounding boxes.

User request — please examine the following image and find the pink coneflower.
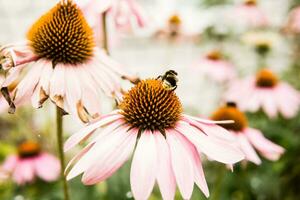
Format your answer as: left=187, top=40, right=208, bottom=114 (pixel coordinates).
left=1, top=141, right=60, bottom=185
left=285, top=6, right=300, bottom=34
left=65, top=71, right=244, bottom=199
left=192, top=50, right=236, bottom=83
left=226, top=69, right=300, bottom=119
left=155, top=13, right=199, bottom=42
left=211, top=102, right=285, bottom=164
left=0, top=0, right=138, bottom=122
left=233, top=0, right=268, bottom=28
left=76, top=0, right=147, bottom=33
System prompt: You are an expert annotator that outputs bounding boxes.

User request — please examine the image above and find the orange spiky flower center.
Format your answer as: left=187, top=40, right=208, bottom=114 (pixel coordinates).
left=211, top=102, right=248, bottom=131
left=255, top=69, right=278, bottom=88
left=119, top=79, right=182, bottom=132
left=206, top=50, right=222, bottom=61
left=18, top=141, right=41, bottom=158
left=27, top=0, right=95, bottom=66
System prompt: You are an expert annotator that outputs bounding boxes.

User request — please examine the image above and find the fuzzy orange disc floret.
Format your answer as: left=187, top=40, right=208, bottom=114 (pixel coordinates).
left=119, top=79, right=183, bottom=131
left=206, top=50, right=222, bottom=61
left=255, top=69, right=278, bottom=88
left=18, top=141, right=41, bottom=158
left=244, top=0, right=256, bottom=6
left=27, top=0, right=95, bottom=65
left=211, top=103, right=248, bottom=131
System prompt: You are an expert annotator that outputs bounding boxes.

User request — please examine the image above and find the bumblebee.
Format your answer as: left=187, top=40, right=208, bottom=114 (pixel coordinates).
left=157, top=70, right=178, bottom=91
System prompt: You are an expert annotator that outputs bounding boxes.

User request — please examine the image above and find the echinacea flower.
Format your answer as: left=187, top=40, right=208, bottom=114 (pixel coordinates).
left=231, top=0, right=268, bottom=29
left=0, top=0, right=138, bottom=122
left=1, top=141, right=60, bottom=185
left=75, top=0, right=147, bottom=35
left=241, top=31, right=281, bottom=57
left=211, top=102, right=285, bottom=164
left=192, top=50, right=236, bottom=83
left=285, top=6, right=300, bottom=35
left=226, top=69, right=300, bottom=119
left=65, top=71, right=244, bottom=199
left=154, top=13, right=199, bottom=42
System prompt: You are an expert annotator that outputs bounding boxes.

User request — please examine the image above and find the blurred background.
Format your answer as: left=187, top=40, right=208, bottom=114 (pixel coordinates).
left=0, top=0, right=300, bottom=199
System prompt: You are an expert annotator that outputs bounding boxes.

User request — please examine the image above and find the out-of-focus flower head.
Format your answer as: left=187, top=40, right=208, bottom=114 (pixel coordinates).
left=154, top=11, right=201, bottom=42
left=211, top=102, right=285, bottom=165
left=192, top=49, right=237, bottom=83
left=226, top=69, right=300, bottom=119
left=230, top=0, right=268, bottom=30
left=75, top=0, right=147, bottom=36
left=284, top=6, right=300, bottom=35
left=65, top=71, right=244, bottom=200
left=0, top=0, right=138, bottom=123
left=1, top=140, right=60, bottom=185
left=241, top=30, right=281, bottom=56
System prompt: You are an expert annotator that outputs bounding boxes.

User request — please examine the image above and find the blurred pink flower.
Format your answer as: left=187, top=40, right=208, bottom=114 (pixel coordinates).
left=233, top=0, right=268, bottom=28
left=154, top=13, right=200, bottom=42
left=76, top=0, right=147, bottom=33
left=65, top=77, right=244, bottom=199
left=226, top=69, right=300, bottom=119
left=1, top=141, right=60, bottom=185
left=192, top=50, right=236, bottom=83
left=285, top=6, right=300, bottom=34
left=0, top=1, right=138, bottom=122
left=211, top=102, right=285, bottom=165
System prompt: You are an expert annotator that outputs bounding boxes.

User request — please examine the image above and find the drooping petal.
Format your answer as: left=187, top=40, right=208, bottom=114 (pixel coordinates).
left=66, top=124, right=130, bottom=181
left=236, top=133, right=261, bottom=165
left=34, top=153, right=60, bottom=182
left=176, top=121, right=244, bottom=164
left=13, top=159, right=35, bottom=185
left=82, top=128, right=137, bottom=185
left=190, top=145, right=209, bottom=197
left=130, top=130, right=157, bottom=200
left=64, top=113, right=123, bottom=152
left=154, top=131, right=176, bottom=200
left=166, top=129, right=194, bottom=199
left=2, top=155, right=18, bottom=172
left=245, top=128, right=284, bottom=161
left=13, top=60, right=45, bottom=105
left=260, top=90, right=278, bottom=118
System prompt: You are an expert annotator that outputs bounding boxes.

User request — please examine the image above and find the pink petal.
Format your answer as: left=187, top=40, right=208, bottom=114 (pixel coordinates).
left=245, top=128, right=284, bottom=161
left=184, top=118, right=236, bottom=143
left=237, top=133, right=261, bottom=165
left=13, top=159, right=35, bottom=185
left=64, top=67, right=82, bottom=115
left=190, top=146, right=209, bottom=197
left=130, top=130, right=157, bottom=200
left=182, top=114, right=234, bottom=125
left=13, top=60, right=45, bottom=105
left=34, top=153, right=60, bottom=182
left=2, top=65, right=25, bottom=87
left=260, top=90, right=278, bottom=118
left=49, top=64, right=66, bottom=101
left=276, top=84, right=300, bottom=118
left=166, top=130, right=194, bottom=199
left=82, top=128, right=137, bottom=184
left=65, top=142, right=95, bottom=174
left=66, top=124, right=130, bottom=181
left=176, top=122, right=244, bottom=164
left=2, top=155, right=18, bottom=172
left=64, top=113, right=123, bottom=152
left=39, top=61, right=54, bottom=95
left=153, top=131, right=176, bottom=200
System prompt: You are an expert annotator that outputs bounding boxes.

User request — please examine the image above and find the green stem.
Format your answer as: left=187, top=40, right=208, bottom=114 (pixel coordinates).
left=56, top=107, right=70, bottom=200
left=102, top=11, right=109, bottom=55
left=211, top=166, right=226, bottom=200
